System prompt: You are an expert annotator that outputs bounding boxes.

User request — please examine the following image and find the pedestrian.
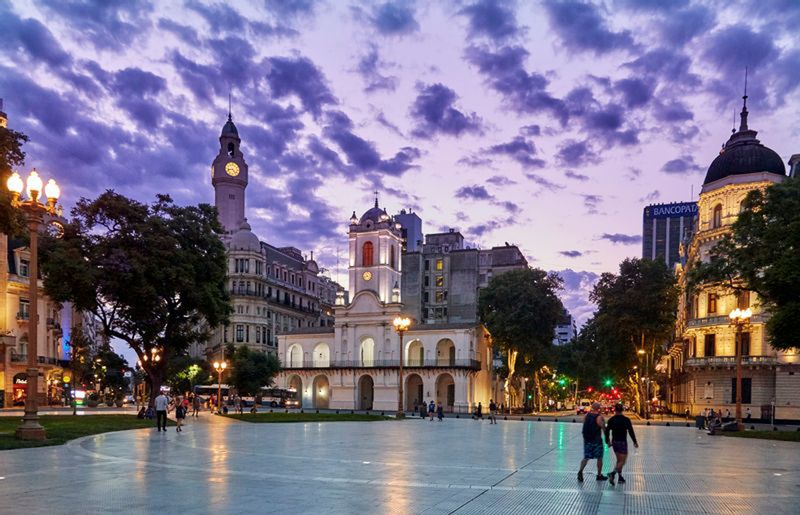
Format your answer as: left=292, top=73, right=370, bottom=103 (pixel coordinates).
left=475, top=402, right=483, bottom=420
left=578, top=402, right=608, bottom=482
left=437, top=402, right=444, bottom=421
left=175, top=397, right=186, bottom=432
left=489, top=399, right=497, bottom=424
left=725, top=409, right=731, bottom=421
left=605, top=403, right=638, bottom=485
left=210, top=394, right=216, bottom=412
left=234, top=395, right=242, bottom=414
left=428, top=400, right=435, bottom=421
left=154, top=390, right=169, bottom=432
left=419, top=401, right=426, bottom=419
left=745, top=407, right=752, bottom=421
left=192, top=394, right=201, bottom=417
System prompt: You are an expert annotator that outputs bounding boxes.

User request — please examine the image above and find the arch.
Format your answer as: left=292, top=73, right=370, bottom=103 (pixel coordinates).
left=312, top=342, right=330, bottom=367
left=362, top=241, right=374, bottom=267
left=360, top=337, right=375, bottom=366
left=406, top=339, right=424, bottom=366
left=436, top=373, right=455, bottom=412
left=436, top=338, right=456, bottom=366
left=312, top=375, right=330, bottom=409
left=405, top=373, right=424, bottom=411
left=357, top=375, right=374, bottom=410
left=712, top=204, right=722, bottom=228
left=287, top=344, right=303, bottom=367
left=287, top=375, right=303, bottom=408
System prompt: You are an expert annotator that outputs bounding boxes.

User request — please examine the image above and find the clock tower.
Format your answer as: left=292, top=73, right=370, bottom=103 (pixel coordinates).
left=212, top=113, right=248, bottom=234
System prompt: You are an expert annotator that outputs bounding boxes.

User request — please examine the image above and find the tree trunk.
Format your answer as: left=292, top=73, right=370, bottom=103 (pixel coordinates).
left=147, top=370, right=164, bottom=408
left=504, top=349, right=518, bottom=407
left=533, top=369, right=543, bottom=413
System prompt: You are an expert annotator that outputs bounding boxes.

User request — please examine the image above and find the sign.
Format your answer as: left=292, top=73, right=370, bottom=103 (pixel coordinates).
left=13, top=373, right=27, bottom=385
left=643, top=202, right=698, bottom=220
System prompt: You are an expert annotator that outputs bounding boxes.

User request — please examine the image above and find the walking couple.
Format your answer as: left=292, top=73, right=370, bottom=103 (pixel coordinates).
left=578, top=402, right=638, bottom=485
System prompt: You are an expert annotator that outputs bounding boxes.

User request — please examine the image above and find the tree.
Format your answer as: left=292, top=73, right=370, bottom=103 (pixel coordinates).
left=0, top=125, right=29, bottom=235
left=689, top=178, right=800, bottom=351
left=40, top=191, right=231, bottom=405
left=228, top=346, right=280, bottom=398
left=588, top=258, right=678, bottom=415
left=165, top=356, right=212, bottom=395
left=478, top=268, right=564, bottom=409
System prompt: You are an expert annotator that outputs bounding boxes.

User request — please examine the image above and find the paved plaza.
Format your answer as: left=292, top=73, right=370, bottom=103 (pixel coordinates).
left=0, top=415, right=797, bottom=514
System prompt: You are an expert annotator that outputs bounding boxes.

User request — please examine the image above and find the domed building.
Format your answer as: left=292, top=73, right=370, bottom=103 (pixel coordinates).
left=664, top=98, right=800, bottom=421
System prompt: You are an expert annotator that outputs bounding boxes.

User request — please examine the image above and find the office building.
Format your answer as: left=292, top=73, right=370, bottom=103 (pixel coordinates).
left=642, top=201, right=697, bottom=269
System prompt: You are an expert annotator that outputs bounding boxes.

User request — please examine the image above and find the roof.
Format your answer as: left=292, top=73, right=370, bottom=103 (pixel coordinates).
left=283, top=326, right=335, bottom=336
left=221, top=114, right=238, bottom=138
left=407, top=322, right=483, bottom=332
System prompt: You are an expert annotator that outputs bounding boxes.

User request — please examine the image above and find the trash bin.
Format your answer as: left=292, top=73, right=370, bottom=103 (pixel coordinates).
left=695, top=415, right=705, bottom=429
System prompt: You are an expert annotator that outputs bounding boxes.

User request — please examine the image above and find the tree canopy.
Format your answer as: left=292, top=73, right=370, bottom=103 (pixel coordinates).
left=40, top=191, right=231, bottom=400
left=228, top=346, right=280, bottom=397
left=0, top=125, right=29, bottom=235
left=689, top=178, right=800, bottom=351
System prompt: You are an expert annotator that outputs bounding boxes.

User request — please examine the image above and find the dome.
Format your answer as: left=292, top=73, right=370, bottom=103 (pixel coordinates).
left=359, top=206, right=386, bottom=224
left=229, top=219, right=260, bottom=251
left=221, top=114, right=239, bottom=138
left=703, top=104, right=785, bottom=185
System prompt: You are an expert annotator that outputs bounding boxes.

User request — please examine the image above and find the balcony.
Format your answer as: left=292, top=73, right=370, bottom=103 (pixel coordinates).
left=686, top=313, right=766, bottom=328
left=16, top=312, right=29, bottom=323
left=283, top=359, right=482, bottom=370
left=684, top=355, right=778, bottom=367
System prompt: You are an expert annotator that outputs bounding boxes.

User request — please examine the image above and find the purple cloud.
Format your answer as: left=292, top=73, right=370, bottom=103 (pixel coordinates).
left=661, top=156, right=703, bottom=174
left=455, top=185, right=493, bottom=200
left=560, top=250, right=583, bottom=258
left=458, top=0, right=520, bottom=42
left=410, top=83, right=483, bottom=138
left=371, top=2, right=419, bottom=35
left=357, top=45, right=398, bottom=92
left=600, top=233, right=642, bottom=245
left=544, top=0, right=636, bottom=55
left=266, top=56, right=337, bottom=117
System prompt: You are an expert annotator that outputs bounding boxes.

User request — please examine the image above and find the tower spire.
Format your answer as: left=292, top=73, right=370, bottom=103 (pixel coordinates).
left=228, top=89, right=232, bottom=121
left=739, top=67, right=749, bottom=132
left=374, top=190, right=379, bottom=208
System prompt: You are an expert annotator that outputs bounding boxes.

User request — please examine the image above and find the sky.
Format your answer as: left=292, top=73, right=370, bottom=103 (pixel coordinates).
left=2, top=0, right=799, bottom=328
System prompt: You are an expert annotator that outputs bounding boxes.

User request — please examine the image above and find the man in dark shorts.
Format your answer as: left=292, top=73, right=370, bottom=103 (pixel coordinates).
left=578, top=402, right=608, bottom=482
left=605, top=403, right=638, bottom=485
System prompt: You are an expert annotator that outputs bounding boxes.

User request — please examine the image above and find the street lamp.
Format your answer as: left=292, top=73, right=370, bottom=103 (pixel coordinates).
left=7, top=169, right=61, bottom=441
left=729, top=307, right=752, bottom=431
left=637, top=348, right=650, bottom=419
left=213, top=361, right=227, bottom=414
left=392, top=316, right=411, bottom=419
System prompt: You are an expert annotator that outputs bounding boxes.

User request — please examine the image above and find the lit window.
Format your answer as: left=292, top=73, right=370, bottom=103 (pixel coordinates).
left=362, top=241, right=374, bottom=267
left=435, top=291, right=444, bottom=303
left=712, top=204, right=722, bottom=228
left=707, top=293, right=717, bottom=314
left=435, top=275, right=444, bottom=287
left=19, top=259, right=29, bottom=277
left=435, top=259, right=443, bottom=271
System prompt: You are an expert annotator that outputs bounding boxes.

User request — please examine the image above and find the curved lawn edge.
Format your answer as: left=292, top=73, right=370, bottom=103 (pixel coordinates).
left=225, top=413, right=393, bottom=423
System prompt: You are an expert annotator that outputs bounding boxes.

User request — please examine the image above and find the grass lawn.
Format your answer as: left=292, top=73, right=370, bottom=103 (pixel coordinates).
left=226, top=412, right=392, bottom=423
left=0, top=415, right=170, bottom=450
left=722, top=430, right=800, bottom=442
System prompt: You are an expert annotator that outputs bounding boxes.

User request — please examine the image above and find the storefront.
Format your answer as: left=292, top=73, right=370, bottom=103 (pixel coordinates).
left=13, top=373, right=27, bottom=406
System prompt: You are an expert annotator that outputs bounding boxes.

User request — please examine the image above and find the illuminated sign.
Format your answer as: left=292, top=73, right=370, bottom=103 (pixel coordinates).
left=643, top=202, right=698, bottom=220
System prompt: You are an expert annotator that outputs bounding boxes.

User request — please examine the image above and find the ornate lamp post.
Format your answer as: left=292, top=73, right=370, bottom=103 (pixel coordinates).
left=636, top=349, right=648, bottom=419
left=392, top=316, right=411, bottom=419
left=7, top=169, right=61, bottom=441
left=213, top=361, right=227, bottom=414
left=729, top=307, right=752, bottom=431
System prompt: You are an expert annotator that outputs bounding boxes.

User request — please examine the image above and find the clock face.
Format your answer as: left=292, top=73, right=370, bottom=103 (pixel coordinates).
left=225, top=162, right=240, bottom=177
left=362, top=271, right=372, bottom=281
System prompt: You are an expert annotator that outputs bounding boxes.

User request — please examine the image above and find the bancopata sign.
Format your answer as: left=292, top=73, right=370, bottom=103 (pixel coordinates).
left=644, top=202, right=698, bottom=220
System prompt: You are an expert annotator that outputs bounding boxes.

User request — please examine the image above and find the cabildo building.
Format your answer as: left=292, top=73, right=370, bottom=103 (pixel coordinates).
left=274, top=200, right=493, bottom=413
left=663, top=98, right=800, bottom=421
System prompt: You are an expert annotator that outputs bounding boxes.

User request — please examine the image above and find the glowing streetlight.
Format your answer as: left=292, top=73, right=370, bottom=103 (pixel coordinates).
left=213, top=361, right=228, bottom=414
left=6, top=168, right=61, bottom=441
left=393, top=316, right=412, bottom=419
left=730, top=306, right=752, bottom=430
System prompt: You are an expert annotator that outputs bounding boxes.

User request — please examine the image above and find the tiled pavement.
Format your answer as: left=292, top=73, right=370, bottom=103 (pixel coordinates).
left=0, top=415, right=797, bottom=514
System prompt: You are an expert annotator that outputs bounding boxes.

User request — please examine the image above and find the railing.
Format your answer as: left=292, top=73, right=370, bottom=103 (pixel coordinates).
left=684, top=355, right=778, bottom=367
left=11, top=354, right=27, bottom=363
left=16, top=312, right=29, bottom=321
left=687, top=314, right=766, bottom=328
left=10, top=355, right=61, bottom=365
left=283, top=359, right=482, bottom=370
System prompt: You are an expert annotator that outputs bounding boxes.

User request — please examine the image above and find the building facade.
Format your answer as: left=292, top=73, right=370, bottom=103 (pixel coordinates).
left=553, top=308, right=576, bottom=346
left=196, top=115, right=344, bottom=360
left=393, top=209, right=422, bottom=252
left=402, top=231, right=528, bottom=325
left=275, top=204, right=493, bottom=413
left=642, top=201, right=697, bottom=269
left=663, top=102, right=800, bottom=420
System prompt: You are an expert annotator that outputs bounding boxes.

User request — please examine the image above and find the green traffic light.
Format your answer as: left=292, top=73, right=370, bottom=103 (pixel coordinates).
left=558, top=379, right=566, bottom=386
left=604, top=379, right=613, bottom=387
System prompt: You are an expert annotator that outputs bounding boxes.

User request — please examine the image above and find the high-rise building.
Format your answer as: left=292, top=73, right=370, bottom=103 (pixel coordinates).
left=0, top=98, right=7, bottom=128
left=642, top=201, right=697, bottom=269
left=553, top=308, right=576, bottom=346
left=394, top=209, right=422, bottom=252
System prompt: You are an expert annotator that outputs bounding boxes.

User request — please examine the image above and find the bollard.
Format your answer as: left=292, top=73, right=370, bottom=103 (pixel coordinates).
left=366, top=411, right=370, bottom=415
left=646, top=421, right=651, bottom=426
left=456, top=414, right=459, bottom=419
left=381, top=412, right=384, bottom=416
left=504, top=416, right=508, bottom=420
left=537, top=417, right=541, bottom=421
left=554, top=418, right=558, bottom=423
left=751, top=425, right=755, bottom=430
left=285, top=409, right=289, bottom=413
left=351, top=410, right=354, bottom=414
left=572, top=419, right=576, bottom=423
left=666, top=422, right=670, bottom=426
left=773, top=426, right=778, bottom=431
left=269, top=409, right=273, bottom=413
left=520, top=417, right=524, bottom=421
left=300, top=409, right=304, bottom=414
left=685, top=423, right=690, bottom=427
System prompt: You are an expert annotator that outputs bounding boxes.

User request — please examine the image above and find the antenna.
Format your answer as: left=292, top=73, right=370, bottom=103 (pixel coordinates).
left=739, top=67, right=749, bottom=132
left=732, top=109, right=736, bottom=134
left=743, top=66, right=748, bottom=107
left=228, top=88, right=232, bottom=120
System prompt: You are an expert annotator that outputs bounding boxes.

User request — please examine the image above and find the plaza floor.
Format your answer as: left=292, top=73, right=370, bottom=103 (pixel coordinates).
left=0, top=414, right=797, bottom=514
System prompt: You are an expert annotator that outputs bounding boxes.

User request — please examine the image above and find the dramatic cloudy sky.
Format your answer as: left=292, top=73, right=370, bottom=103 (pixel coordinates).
left=2, top=0, right=799, bottom=326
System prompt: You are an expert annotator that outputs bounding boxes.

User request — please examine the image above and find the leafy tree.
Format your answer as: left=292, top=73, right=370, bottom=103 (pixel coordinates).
left=227, top=346, right=280, bottom=398
left=587, top=258, right=678, bottom=414
left=165, top=356, right=212, bottom=395
left=39, top=191, right=231, bottom=405
left=478, top=268, right=564, bottom=408
left=0, top=124, right=29, bottom=235
left=689, top=178, right=800, bottom=351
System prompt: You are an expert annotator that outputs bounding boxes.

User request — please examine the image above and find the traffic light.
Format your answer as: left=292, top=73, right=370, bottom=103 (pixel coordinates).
left=558, top=378, right=566, bottom=386
left=604, top=378, right=613, bottom=387
left=587, top=386, right=593, bottom=393
left=527, top=394, right=533, bottom=400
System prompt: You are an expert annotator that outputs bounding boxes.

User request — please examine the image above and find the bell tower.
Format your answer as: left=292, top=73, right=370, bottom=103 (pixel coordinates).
left=212, top=112, right=248, bottom=233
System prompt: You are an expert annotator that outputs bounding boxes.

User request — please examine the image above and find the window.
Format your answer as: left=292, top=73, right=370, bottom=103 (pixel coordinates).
left=424, top=276, right=429, bottom=287
left=707, top=293, right=717, bottom=314
left=737, top=290, right=750, bottom=309
left=223, top=327, right=229, bottom=343
left=246, top=325, right=250, bottom=342
left=19, top=259, right=29, bottom=277
left=435, top=291, right=444, bottom=303
left=424, top=260, right=430, bottom=271
left=236, top=325, right=244, bottom=342
left=731, top=378, right=752, bottom=404
left=704, top=334, right=715, bottom=357
left=740, top=332, right=751, bottom=356
left=256, top=327, right=261, bottom=343
left=423, top=292, right=429, bottom=302
left=712, top=204, right=722, bottom=228
left=390, top=246, right=396, bottom=269
left=692, top=295, right=699, bottom=319
left=435, top=259, right=443, bottom=271
left=19, top=300, right=29, bottom=320
left=435, top=275, right=444, bottom=287
left=362, top=241, right=374, bottom=267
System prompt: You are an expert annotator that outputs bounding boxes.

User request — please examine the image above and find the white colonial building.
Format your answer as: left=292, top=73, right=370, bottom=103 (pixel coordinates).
left=275, top=201, right=493, bottom=413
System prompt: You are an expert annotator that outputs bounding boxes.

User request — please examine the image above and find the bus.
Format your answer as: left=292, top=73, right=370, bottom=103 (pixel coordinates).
left=193, top=384, right=230, bottom=407
left=261, top=387, right=300, bottom=408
